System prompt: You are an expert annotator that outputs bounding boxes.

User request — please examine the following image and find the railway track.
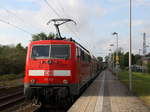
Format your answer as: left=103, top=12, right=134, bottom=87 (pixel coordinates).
left=0, top=86, right=72, bottom=112
left=17, top=99, right=73, bottom=112
left=19, top=90, right=80, bottom=111
left=15, top=72, right=102, bottom=112
left=0, top=87, right=5, bottom=91
left=25, top=103, right=70, bottom=112
left=0, top=86, right=24, bottom=111
left=20, top=72, right=102, bottom=112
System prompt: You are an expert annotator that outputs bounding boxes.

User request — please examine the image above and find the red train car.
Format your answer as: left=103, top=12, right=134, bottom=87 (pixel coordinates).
left=24, top=39, right=99, bottom=103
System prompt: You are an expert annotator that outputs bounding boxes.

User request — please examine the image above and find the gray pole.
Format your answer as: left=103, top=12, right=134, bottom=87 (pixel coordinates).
left=143, top=32, right=146, bottom=55
left=109, top=49, right=112, bottom=69
left=113, top=51, right=114, bottom=72
left=116, top=34, right=119, bottom=69
left=129, top=0, right=132, bottom=91
left=112, top=32, right=119, bottom=73
left=110, top=44, right=114, bottom=73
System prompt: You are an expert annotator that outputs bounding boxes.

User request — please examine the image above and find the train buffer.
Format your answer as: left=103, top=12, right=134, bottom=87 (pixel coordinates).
left=68, top=70, right=150, bottom=112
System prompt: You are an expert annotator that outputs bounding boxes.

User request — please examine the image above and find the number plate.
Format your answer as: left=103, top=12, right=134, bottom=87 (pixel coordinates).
left=44, top=70, right=53, bottom=76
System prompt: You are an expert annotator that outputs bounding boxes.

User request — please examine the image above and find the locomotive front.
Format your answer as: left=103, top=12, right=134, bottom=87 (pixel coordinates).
left=24, top=40, right=77, bottom=103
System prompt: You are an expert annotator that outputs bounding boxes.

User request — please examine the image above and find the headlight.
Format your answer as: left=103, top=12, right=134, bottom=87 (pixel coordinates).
left=63, top=79, right=68, bottom=84
left=30, top=79, right=36, bottom=84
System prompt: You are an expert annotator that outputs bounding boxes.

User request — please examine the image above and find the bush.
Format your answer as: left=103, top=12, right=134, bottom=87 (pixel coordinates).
left=0, top=43, right=27, bottom=75
left=147, top=63, right=150, bottom=73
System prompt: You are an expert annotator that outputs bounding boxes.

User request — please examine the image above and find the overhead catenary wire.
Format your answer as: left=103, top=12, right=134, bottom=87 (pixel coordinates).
left=44, top=0, right=61, bottom=18
left=54, top=0, right=85, bottom=38
left=54, top=0, right=93, bottom=52
left=0, top=19, right=32, bottom=35
left=0, top=6, right=25, bottom=23
left=45, top=0, right=92, bottom=53
left=44, top=0, right=91, bottom=50
left=43, top=0, right=82, bottom=42
left=52, top=0, right=80, bottom=35
left=0, top=1, right=82, bottom=43
left=55, top=0, right=71, bottom=18
left=0, top=19, right=45, bottom=41
left=0, top=5, right=45, bottom=33
left=44, top=0, right=76, bottom=34
left=53, top=0, right=82, bottom=39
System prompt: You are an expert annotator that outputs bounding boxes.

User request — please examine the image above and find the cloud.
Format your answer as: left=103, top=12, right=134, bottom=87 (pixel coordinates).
left=133, top=0, right=150, bottom=7
left=111, top=19, right=144, bottom=28
left=109, top=0, right=124, bottom=3
left=1, top=0, right=149, bottom=58
left=0, top=0, right=107, bottom=57
left=143, top=21, right=150, bottom=33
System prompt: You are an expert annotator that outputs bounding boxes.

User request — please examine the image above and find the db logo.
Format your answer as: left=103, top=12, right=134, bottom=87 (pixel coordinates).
left=44, top=70, right=53, bottom=76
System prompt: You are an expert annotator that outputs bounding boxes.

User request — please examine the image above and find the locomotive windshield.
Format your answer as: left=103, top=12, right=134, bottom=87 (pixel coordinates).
left=31, top=45, right=70, bottom=59
left=31, top=45, right=50, bottom=59
left=51, top=45, right=70, bottom=59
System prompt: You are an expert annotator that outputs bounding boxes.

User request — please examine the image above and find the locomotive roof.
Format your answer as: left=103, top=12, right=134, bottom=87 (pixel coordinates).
left=30, top=40, right=73, bottom=44
left=30, top=39, right=90, bottom=53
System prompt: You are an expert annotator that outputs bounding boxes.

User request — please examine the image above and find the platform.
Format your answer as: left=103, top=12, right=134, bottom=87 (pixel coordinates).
left=68, top=70, right=150, bottom=112
left=68, top=71, right=105, bottom=112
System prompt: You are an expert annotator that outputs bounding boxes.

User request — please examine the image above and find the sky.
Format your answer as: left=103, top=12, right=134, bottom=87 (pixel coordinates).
left=0, top=0, right=150, bottom=58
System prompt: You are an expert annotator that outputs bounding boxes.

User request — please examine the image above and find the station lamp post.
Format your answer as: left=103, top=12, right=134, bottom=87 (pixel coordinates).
left=112, top=32, right=119, bottom=71
left=110, top=44, right=114, bottom=73
left=109, top=49, right=112, bottom=69
left=108, top=49, right=112, bottom=68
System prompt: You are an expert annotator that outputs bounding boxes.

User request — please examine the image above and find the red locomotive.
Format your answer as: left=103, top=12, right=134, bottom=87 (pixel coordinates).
left=24, top=19, right=100, bottom=104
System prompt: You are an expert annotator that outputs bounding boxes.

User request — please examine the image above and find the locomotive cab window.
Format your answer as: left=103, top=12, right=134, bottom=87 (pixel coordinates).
left=31, top=45, right=50, bottom=59
left=31, top=44, right=70, bottom=59
left=51, top=45, right=70, bottom=59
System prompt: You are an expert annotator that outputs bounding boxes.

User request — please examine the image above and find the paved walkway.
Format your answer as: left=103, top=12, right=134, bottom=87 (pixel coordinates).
left=104, top=70, right=149, bottom=112
left=68, top=70, right=150, bottom=112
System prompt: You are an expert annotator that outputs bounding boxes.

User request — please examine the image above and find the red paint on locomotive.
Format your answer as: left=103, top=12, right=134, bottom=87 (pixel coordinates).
left=24, top=39, right=99, bottom=101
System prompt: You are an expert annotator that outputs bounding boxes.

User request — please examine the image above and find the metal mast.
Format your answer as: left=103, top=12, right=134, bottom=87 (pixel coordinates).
left=129, top=0, right=132, bottom=91
left=143, top=32, right=146, bottom=55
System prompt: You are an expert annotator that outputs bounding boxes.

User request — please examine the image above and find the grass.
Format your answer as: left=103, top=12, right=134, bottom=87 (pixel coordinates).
left=0, top=74, right=24, bottom=81
left=0, top=74, right=24, bottom=87
left=118, top=70, right=150, bottom=107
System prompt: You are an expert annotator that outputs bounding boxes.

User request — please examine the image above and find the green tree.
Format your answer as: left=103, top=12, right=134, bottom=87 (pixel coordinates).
left=118, top=51, right=125, bottom=68
left=105, top=56, right=109, bottom=63
left=32, top=32, right=55, bottom=41
left=47, top=33, right=55, bottom=40
left=123, top=52, right=136, bottom=67
left=134, top=54, right=142, bottom=65
left=0, top=44, right=26, bottom=75
left=147, top=63, right=150, bottom=73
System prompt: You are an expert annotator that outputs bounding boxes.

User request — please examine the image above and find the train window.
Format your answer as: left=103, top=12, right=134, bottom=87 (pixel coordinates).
left=31, top=45, right=50, bottom=59
left=76, top=47, right=80, bottom=58
left=50, top=45, right=70, bottom=59
left=85, top=53, right=89, bottom=62
left=81, top=50, right=85, bottom=60
left=78, top=48, right=81, bottom=56
left=82, top=52, right=91, bottom=63
left=88, top=55, right=91, bottom=62
left=76, top=48, right=78, bottom=57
